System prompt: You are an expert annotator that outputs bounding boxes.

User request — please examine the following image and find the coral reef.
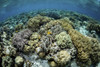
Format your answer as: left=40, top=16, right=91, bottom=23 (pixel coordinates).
left=15, top=56, right=24, bottom=66
left=3, top=45, right=16, bottom=56
left=87, top=23, right=100, bottom=34
left=68, top=29, right=100, bottom=66
left=26, top=15, right=52, bottom=31
left=12, top=29, right=32, bottom=51
left=2, top=56, right=13, bottom=67
left=54, top=50, right=71, bottom=66
left=0, top=10, right=100, bottom=67
left=55, top=31, right=73, bottom=49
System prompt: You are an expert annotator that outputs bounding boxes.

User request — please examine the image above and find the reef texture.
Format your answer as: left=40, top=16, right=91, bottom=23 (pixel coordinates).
left=0, top=10, right=100, bottom=67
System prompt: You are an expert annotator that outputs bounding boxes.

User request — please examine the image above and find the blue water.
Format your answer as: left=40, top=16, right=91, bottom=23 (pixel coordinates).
left=0, top=0, right=100, bottom=21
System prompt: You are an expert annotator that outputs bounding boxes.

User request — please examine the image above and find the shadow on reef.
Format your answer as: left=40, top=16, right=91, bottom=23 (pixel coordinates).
left=0, top=9, right=100, bottom=67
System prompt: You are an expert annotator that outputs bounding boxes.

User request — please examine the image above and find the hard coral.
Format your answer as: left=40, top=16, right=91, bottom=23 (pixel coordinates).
left=68, top=29, right=100, bottom=66
left=54, top=50, right=71, bottom=66
left=2, top=56, right=13, bottom=67
left=27, top=15, right=52, bottom=31
left=87, top=23, right=100, bottom=34
left=68, top=29, right=92, bottom=62
left=12, top=29, right=32, bottom=51
left=55, top=31, right=73, bottom=49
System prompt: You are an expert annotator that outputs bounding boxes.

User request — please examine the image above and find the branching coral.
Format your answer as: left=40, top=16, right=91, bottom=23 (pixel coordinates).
left=12, top=29, right=32, bottom=51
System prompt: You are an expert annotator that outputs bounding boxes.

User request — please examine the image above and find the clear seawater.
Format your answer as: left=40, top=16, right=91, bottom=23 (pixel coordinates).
left=0, top=0, right=100, bottom=67
left=0, top=0, right=100, bottom=22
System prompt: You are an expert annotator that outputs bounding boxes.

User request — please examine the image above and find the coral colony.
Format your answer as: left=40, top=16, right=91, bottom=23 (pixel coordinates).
left=0, top=10, right=100, bottom=67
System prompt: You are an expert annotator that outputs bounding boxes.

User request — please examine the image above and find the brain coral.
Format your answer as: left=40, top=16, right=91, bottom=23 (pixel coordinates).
left=12, top=29, right=32, bottom=51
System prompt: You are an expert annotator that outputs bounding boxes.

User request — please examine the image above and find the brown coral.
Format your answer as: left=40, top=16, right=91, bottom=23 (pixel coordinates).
left=68, top=29, right=100, bottom=66
left=68, top=29, right=92, bottom=60
left=26, top=15, right=52, bottom=31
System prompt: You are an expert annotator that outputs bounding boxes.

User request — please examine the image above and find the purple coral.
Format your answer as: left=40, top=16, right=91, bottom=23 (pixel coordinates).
left=12, top=29, right=32, bottom=51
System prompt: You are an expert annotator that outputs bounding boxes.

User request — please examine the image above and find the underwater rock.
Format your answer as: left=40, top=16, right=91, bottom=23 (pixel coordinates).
left=12, top=29, right=32, bottom=51
left=2, top=56, right=13, bottom=67
left=15, top=56, right=24, bottom=67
